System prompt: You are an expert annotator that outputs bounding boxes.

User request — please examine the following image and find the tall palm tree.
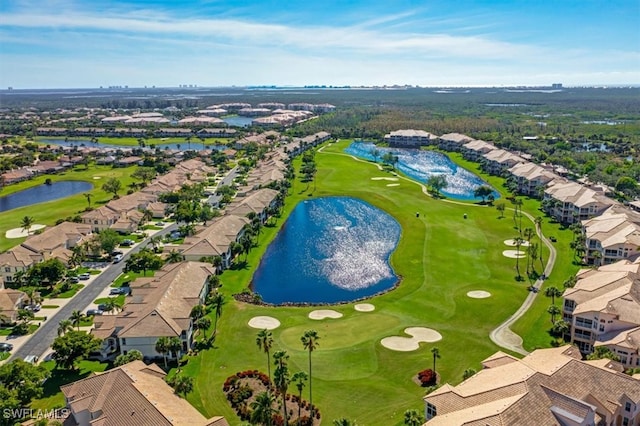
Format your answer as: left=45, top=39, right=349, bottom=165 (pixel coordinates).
left=514, top=237, right=524, bottom=280
left=194, top=317, right=211, bottom=339
left=301, top=330, right=320, bottom=420
left=168, top=336, right=182, bottom=361
left=155, top=336, right=170, bottom=368
left=172, top=374, right=194, bottom=397
left=21, top=216, right=35, bottom=235
left=431, top=347, right=441, bottom=373
left=273, top=350, right=290, bottom=425
left=57, top=319, right=73, bottom=336
left=548, top=305, right=561, bottom=323
left=84, top=193, right=92, bottom=208
left=256, top=329, right=274, bottom=381
left=211, top=293, right=224, bottom=333
left=250, top=390, right=276, bottom=426
left=545, top=286, right=562, bottom=305
left=291, top=371, right=308, bottom=425
left=166, top=250, right=183, bottom=264
left=70, top=310, right=84, bottom=331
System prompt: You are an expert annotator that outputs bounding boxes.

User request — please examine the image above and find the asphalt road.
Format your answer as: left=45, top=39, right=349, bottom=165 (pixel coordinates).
left=9, top=224, right=177, bottom=362
left=206, top=166, right=238, bottom=205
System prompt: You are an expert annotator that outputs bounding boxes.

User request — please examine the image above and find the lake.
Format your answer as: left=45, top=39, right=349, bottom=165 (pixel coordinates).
left=252, top=197, right=400, bottom=304
left=344, top=141, right=498, bottom=200
left=0, top=181, right=93, bottom=213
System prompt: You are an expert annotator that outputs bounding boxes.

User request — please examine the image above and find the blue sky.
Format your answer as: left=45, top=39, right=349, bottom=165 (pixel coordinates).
left=0, top=0, right=638, bottom=88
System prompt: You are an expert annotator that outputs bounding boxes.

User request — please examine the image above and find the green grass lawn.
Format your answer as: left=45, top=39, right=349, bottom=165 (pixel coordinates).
left=182, top=140, right=575, bottom=425
left=0, top=164, right=142, bottom=252
left=56, top=284, right=84, bottom=299
left=112, top=271, right=148, bottom=287
left=94, top=295, right=126, bottom=306
left=0, top=352, right=9, bottom=361
left=30, top=360, right=108, bottom=411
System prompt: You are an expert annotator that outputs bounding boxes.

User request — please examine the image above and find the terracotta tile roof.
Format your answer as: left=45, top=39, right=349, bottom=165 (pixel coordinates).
left=61, top=360, right=228, bottom=426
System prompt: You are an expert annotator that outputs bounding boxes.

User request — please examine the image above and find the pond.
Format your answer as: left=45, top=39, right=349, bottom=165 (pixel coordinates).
left=0, top=181, right=93, bottom=213
left=222, top=116, right=255, bottom=127
left=344, top=141, right=498, bottom=200
left=252, top=197, right=400, bottom=305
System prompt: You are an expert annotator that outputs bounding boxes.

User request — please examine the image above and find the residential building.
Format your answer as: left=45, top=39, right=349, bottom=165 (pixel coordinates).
left=582, top=205, right=640, bottom=265
left=0, top=288, right=27, bottom=324
left=562, top=258, right=640, bottom=365
left=61, top=360, right=228, bottom=426
left=481, top=149, right=525, bottom=175
left=424, top=345, right=640, bottom=425
left=92, top=262, right=216, bottom=360
left=508, top=161, right=560, bottom=197
left=544, top=179, right=616, bottom=224
left=460, top=139, right=496, bottom=161
left=178, top=215, right=250, bottom=268
left=438, top=133, right=473, bottom=151
left=384, top=129, right=436, bottom=147
left=226, top=188, right=279, bottom=223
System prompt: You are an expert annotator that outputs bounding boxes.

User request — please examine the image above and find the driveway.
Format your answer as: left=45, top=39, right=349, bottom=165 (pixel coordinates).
left=8, top=224, right=177, bottom=362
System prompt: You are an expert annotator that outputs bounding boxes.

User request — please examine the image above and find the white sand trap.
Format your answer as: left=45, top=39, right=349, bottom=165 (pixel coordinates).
left=381, top=327, right=443, bottom=352
left=503, top=250, right=526, bottom=258
left=354, top=303, right=375, bottom=312
left=386, top=183, right=400, bottom=187
left=5, top=224, right=46, bottom=239
left=371, top=177, right=399, bottom=181
left=308, top=309, right=343, bottom=320
left=92, top=176, right=102, bottom=180
left=248, top=316, right=281, bottom=330
left=467, top=290, right=492, bottom=299
left=504, top=239, right=530, bottom=247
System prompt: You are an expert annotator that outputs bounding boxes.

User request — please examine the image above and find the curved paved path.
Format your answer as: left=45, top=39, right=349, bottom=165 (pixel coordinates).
left=489, top=210, right=557, bottom=355
left=319, top=146, right=558, bottom=355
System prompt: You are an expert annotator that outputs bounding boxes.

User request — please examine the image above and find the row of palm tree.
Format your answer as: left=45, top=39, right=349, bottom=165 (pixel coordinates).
left=254, top=329, right=320, bottom=425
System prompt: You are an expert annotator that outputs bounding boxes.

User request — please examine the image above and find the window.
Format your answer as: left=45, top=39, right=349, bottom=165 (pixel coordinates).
left=625, top=402, right=632, bottom=412
left=4, top=267, right=10, bottom=272
left=426, top=403, right=437, bottom=419
left=121, top=338, right=126, bottom=345
left=622, top=417, right=629, bottom=426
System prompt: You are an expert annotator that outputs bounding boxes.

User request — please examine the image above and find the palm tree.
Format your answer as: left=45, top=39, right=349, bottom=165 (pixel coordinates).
left=168, top=336, right=182, bottom=361
left=194, top=317, right=211, bottom=339
left=57, top=319, right=73, bottom=336
left=156, top=336, right=170, bottom=368
left=70, top=310, right=84, bottom=331
left=273, top=350, right=290, bottom=425
left=148, top=236, right=163, bottom=253
left=256, top=329, right=274, bottom=381
left=84, top=193, right=92, bottom=209
left=21, top=216, right=35, bottom=235
left=528, top=242, right=539, bottom=275
left=166, top=250, right=183, bottom=264
left=547, top=305, right=561, bottom=324
left=250, top=391, right=277, bottom=426
left=403, top=409, right=424, bottom=426
left=211, top=255, right=223, bottom=272
left=171, top=374, right=194, bottom=397
left=431, top=347, right=441, bottom=373
left=211, top=293, right=224, bottom=333
left=291, top=371, right=308, bottom=424
left=190, top=304, right=206, bottom=321
left=301, top=330, right=320, bottom=420
left=544, top=286, right=562, bottom=305
left=551, top=320, right=571, bottom=339
left=514, top=236, right=524, bottom=280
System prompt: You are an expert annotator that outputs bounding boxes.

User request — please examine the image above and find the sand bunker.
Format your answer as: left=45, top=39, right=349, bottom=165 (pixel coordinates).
left=381, top=327, right=443, bottom=352
left=503, top=250, right=526, bottom=258
left=386, top=183, right=400, bottom=187
left=308, top=309, right=343, bottom=320
left=92, top=176, right=102, bottom=180
left=504, top=239, right=530, bottom=247
left=5, top=224, right=46, bottom=239
left=354, top=303, right=375, bottom=312
left=248, top=316, right=281, bottom=330
left=467, top=290, right=492, bottom=299
left=371, top=177, right=399, bottom=181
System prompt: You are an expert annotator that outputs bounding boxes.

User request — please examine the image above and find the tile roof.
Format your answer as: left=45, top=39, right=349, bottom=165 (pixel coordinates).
left=60, top=360, right=228, bottom=426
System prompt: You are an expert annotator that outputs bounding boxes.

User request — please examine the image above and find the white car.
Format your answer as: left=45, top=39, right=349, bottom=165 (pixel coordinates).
left=113, top=254, right=124, bottom=263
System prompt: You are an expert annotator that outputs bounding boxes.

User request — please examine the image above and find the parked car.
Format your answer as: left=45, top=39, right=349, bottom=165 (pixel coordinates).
left=97, top=304, right=108, bottom=311
left=0, top=342, right=13, bottom=352
left=24, top=304, right=41, bottom=312
left=155, top=221, right=165, bottom=226
left=78, top=273, right=91, bottom=280
left=120, top=239, right=135, bottom=247
left=111, top=250, right=124, bottom=257
left=69, top=276, right=80, bottom=283
left=23, top=355, right=38, bottom=364
left=113, top=254, right=124, bottom=263
left=86, top=309, right=103, bottom=316
left=109, top=287, right=130, bottom=295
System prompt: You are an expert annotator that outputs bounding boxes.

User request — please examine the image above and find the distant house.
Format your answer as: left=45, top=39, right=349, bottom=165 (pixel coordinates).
left=543, top=179, right=615, bottom=224
left=226, top=188, right=279, bottom=223
left=0, top=288, right=27, bottom=324
left=438, top=133, right=473, bottom=151
left=384, top=129, right=436, bottom=147
left=178, top=216, right=250, bottom=268
left=61, top=360, right=228, bottom=426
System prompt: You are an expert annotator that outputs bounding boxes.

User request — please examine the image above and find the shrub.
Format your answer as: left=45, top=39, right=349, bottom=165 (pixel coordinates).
left=418, top=369, right=437, bottom=387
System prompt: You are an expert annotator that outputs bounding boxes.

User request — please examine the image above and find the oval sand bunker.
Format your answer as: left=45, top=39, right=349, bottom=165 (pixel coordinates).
left=354, top=303, right=375, bottom=312
left=467, top=290, right=491, bottom=299
left=248, top=316, right=281, bottom=330
left=308, top=309, right=343, bottom=320
left=381, top=327, right=443, bottom=352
